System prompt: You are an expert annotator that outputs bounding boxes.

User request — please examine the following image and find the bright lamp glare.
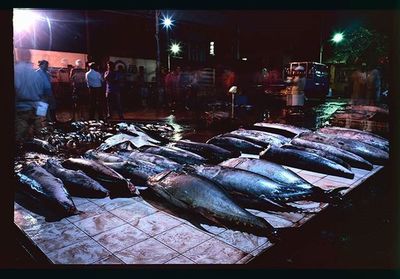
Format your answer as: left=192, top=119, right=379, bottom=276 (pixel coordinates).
left=162, top=16, right=173, bottom=29
left=13, top=9, right=42, bottom=33
left=170, top=43, right=181, bottom=54
left=332, top=32, right=344, bottom=43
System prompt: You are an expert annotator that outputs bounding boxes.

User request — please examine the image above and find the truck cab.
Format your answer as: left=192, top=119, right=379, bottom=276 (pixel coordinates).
left=284, top=61, right=329, bottom=100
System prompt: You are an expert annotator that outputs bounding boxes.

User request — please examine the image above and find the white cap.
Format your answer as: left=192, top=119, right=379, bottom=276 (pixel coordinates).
left=294, top=66, right=305, bottom=71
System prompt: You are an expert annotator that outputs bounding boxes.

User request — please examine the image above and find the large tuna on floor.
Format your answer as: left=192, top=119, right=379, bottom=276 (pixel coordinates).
left=317, top=126, right=389, bottom=153
left=139, top=145, right=207, bottom=165
left=206, top=136, right=265, bottom=154
left=147, top=170, right=278, bottom=240
left=252, top=123, right=311, bottom=138
left=219, top=158, right=346, bottom=202
left=228, top=129, right=291, bottom=146
left=281, top=144, right=351, bottom=170
left=103, top=160, right=167, bottom=185
left=190, top=164, right=320, bottom=211
left=298, top=132, right=389, bottom=165
left=62, top=158, right=138, bottom=198
left=259, top=145, right=355, bottom=179
left=169, top=140, right=238, bottom=163
left=44, top=159, right=110, bottom=198
left=290, top=138, right=373, bottom=170
left=19, top=163, right=78, bottom=216
left=23, top=138, right=57, bottom=155
left=117, top=150, right=183, bottom=171
left=85, top=149, right=126, bottom=163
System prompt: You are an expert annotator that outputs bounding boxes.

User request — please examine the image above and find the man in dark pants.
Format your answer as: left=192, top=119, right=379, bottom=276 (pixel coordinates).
left=70, top=59, right=88, bottom=120
left=85, top=62, right=105, bottom=120
left=104, top=61, right=124, bottom=119
left=14, top=48, right=47, bottom=152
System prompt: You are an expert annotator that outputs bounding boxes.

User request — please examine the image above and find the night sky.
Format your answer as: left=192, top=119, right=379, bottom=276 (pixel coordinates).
left=14, top=9, right=393, bottom=67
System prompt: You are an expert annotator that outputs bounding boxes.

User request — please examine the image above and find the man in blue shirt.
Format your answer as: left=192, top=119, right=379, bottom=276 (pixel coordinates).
left=14, top=48, right=47, bottom=149
left=85, top=62, right=105, bottom=120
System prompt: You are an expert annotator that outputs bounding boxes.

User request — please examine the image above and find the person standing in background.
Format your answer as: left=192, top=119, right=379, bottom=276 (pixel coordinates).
left=85, top=62, right=105, bottom=120
left=366, top=65, right=381, bottom=105
left=350, top=62, right=367, bottom=105
left=14, top=48, right=47, bottom=151
left=104, top=61, right=124, bottom=119
left=70, top=59, right=88, bottom=120
left=36, top=60, right=56, bottom=122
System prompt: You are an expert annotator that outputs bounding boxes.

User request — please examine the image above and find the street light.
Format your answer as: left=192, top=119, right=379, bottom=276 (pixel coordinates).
left=161, top=16, right=173, bottom=29
left=170, top=42, right=181, bottom=55
left=319, top=31, right=345, bottom=63
left=331, top=32, right=344, bottom=43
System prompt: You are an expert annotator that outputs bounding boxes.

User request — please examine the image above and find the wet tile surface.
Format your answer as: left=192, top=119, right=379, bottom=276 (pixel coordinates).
left=93, top=255, right=125, bottom=265
left=66, top=202, right=104, bottom=223
left=216, top=230, right=268, bottom=253
left=73, top=212, right=126, bottom=236
left=110, top=202, right=158, bottom=225
left=155, top=224, right=211, bottom=253
left=14, top=165, right=383, bottom=265
left=296, top=173, right=324, bottom=184
left=165, top=255, right=196, bottom=264
left=93, top=223, right=149, bottom=253
left=135, top=212, right=182, bottom=236
left=71, top=197, right=90, bottom=206
left=47, top=238, right=111, bottom=264
left=32, top=222, right=90, bottom=254
left=115, top=238, right=179, bottom=264
left=183, top=238, right=247, bottom=264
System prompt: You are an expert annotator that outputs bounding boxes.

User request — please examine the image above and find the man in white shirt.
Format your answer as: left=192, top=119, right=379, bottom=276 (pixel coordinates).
left=85, top=62, right=105, bottom=120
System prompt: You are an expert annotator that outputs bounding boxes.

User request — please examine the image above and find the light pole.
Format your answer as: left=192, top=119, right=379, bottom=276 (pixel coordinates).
left=319, top=32, right=344, bottom=63
left=161, top=15, right=174, bottom=71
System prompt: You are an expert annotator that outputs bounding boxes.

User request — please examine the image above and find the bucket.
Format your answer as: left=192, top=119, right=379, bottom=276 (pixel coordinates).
left=36, top=101, right=49, bottom=117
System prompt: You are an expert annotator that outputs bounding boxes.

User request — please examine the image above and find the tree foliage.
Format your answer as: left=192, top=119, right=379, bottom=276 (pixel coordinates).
left=331, top=27, right=388, bottom=65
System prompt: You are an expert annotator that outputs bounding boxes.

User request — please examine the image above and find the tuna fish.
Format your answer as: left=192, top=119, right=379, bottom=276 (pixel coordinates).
left=147, top=170, right=278, bottom=240
left=62, top=158, right=138, bottom=198
left=219, top=158, right=346, bottom=202
left=43, top=159, right=110, bottom=198
left=23, top=138, right=57, bottom=154
left=253, top=123, right=311, bottom=138
left=281, top=144, right=351, bottom=170
left=117, top=150, right=182, bottom=171
left=139, top=145, right=207, bottom=165
left=19, top=163, right=78, bottom=215
left=103, top=160, right=167, bottom=185
left=259, top=145, right=355, bottom=179
left=206, top=136, right=265, bottom=154
left=298, top=132, right=389, bottom=165
left=290, top=137, right=373, bottom=170
left=317, top=126, right=389, bottom=152
left=169, top=140, right=238, bottom=163
left=85, top=149, right=126, bottom=163
left=229, top=129, right=291, bottom=146
left=190, top=164, right=318, bottom=211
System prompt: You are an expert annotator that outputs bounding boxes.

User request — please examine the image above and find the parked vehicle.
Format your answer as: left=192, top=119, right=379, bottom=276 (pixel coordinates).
left=283, top=62, right=329, bottom=100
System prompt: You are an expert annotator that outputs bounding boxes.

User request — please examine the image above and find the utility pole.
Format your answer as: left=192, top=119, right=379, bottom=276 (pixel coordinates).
left=155, top=10, right=161, bottom=91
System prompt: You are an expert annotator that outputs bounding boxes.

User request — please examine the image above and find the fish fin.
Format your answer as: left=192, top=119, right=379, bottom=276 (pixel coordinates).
left=259, top=195, right=305, bottom=213
left=310, top=186, right=348, bottom=203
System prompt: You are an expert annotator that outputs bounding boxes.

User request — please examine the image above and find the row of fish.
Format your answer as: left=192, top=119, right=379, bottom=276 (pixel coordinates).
left=15, top=119, right=388, bottom=240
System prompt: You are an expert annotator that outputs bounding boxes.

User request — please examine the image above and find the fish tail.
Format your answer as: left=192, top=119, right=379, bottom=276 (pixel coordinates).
left=311, top=186, right=348, bottom=203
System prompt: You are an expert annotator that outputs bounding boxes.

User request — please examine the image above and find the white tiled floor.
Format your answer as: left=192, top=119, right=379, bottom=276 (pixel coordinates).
left=14, top=165, right=383, bottom=265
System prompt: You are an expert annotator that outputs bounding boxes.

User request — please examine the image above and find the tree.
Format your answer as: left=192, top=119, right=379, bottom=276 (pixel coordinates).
left=331, top=26, right=388, bottom=66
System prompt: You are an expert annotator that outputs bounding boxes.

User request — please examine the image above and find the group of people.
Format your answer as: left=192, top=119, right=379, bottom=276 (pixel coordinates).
left=14, top=49, right=128, bottom=150
left=163, top=66, right=202, bottom=110
left=349, top=63, right=382, bottom=105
